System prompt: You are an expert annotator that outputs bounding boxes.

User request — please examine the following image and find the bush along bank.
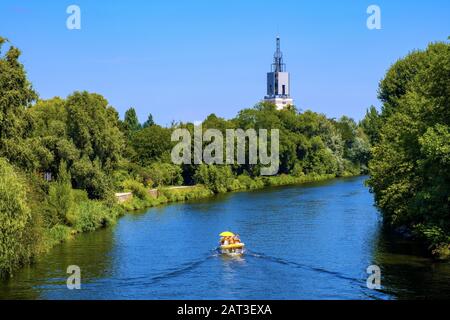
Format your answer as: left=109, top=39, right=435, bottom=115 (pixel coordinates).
left=120, top=185, right=214, bottom=212
left=119, top=172, right=340, bottom=212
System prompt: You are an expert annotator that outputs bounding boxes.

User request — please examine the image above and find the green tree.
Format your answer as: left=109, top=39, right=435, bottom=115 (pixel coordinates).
left=28, top=98, right=79, bottom=176
left=66, top=91, right=124, bottom=172
left=360, top=106, right=382, bottom=144
left=147, top=162, right=183, bottom=186
left=71, top=156, right=113, bottom=199
left=123, top=107, right=142, bottom=133
left=194, top=165, right=235, bottom=193
left=143, top=113, right=155, bottom=128
left=0, top=158, right=35, bottom=277
left=130, top=125, right=172, bottom=166
left=368, top=42, right=450, bottom=248
left=27, top=93, right=124, bottom=199
left=378, top=48, right=430, bottom=119
left=0, top=37, right=38, bottom=170
left=44, top=162, right=75, bottom=227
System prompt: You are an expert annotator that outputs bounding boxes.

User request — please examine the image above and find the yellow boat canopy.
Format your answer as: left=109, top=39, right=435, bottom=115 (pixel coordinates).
left=220, top=231, right=235, bottom=237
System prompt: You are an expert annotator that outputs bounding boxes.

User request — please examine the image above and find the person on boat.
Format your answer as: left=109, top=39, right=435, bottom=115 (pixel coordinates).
left=233, top=234, right=241, bottom=243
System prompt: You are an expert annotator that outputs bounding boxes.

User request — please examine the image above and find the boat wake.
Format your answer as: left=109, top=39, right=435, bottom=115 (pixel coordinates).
left=135, top=249, right=220, bottom=286
left=245, top=250, right=363, bottom=285
left=134, top=248, right=381, bottom=296
left=243, top=251, right=390, bottom=299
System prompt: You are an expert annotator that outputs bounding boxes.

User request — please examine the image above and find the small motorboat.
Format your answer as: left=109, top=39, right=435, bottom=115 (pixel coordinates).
left=219, top=231, right=245, bottom=256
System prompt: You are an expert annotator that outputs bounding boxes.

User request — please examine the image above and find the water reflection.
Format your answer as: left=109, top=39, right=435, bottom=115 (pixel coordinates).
left=372, top=227, right=450, bottom=299
left=0, top=227, right=115, bottom=299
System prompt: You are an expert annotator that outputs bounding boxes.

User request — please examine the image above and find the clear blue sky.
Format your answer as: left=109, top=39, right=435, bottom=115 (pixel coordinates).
left=0, top=0, right=448, bottom=125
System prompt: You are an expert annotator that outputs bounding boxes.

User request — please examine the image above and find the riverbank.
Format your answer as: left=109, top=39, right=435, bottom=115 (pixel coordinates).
left=119, top=173, right=339, bottom=212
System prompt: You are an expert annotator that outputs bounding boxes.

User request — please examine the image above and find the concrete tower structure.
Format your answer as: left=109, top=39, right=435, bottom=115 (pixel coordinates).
left=264, top=36, right=294, bottom=110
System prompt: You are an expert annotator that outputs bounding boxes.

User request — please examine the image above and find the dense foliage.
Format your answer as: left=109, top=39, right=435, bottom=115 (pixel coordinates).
left=0, top=158, right=35, bottom=276
left=367, top=42, right=450, bottom=257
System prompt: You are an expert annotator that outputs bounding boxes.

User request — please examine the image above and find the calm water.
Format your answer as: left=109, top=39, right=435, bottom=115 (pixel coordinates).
left=2, top=176, right=450, bottom=300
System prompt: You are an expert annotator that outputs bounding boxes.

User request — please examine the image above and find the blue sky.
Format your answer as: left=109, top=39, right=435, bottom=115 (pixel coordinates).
left=0, top=0, right=448, bottom=125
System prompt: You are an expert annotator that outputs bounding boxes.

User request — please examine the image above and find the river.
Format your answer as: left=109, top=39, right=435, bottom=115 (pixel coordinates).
left=1, top=176, right=450, bottom=299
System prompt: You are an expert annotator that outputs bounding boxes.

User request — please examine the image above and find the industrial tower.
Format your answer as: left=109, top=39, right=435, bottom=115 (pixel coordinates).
left=264, top=36, right=294, bottom=110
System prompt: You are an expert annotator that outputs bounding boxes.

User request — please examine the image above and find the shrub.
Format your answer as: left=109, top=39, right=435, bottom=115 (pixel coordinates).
left=194, top=165, right=235, bottom=193
left=111, top=168, right=133, bottom=190
left=160, top=186, right=213, bottom=202
left=44, top=162, right=75, bottom=227
left=44, top=225, right=72, bottom=247
left=237, top=174, right=264, bottom=190
left=71, top=157, right=113, bottom=200
left=147, top=162, right=183, bottom=186
left=73, top=189, right=89, bottom=202
left=70, top=201, right=122, bottom=232
left=122, top=179, right=148, bottom=200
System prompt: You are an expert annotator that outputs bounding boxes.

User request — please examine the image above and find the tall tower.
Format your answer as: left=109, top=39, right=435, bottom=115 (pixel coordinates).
left=264, top=36, right=294, bottom=110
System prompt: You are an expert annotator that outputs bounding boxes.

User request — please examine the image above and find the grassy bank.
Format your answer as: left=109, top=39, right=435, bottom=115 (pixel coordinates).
left=121, top=185, right=214, bottom=211
left=41, top=201, right=124, bottom=249
left=120, top=173, right=339, bottom=212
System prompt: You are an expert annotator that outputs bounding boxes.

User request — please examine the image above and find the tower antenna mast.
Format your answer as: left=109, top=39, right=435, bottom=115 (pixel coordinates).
left=272, top=36, right=285, bottom=72
left=264, top=36, right=294, bottom=110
